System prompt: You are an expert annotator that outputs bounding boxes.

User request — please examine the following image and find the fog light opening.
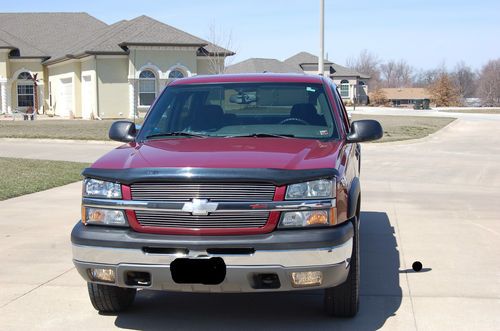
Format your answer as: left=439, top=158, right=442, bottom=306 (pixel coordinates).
left=251, top=273, right=281, bottom=289
left=88, top=268, right=116, bottom=283
left=291, top=271, right=323, bottom=288
left=125, top=271, right=151, bottom=287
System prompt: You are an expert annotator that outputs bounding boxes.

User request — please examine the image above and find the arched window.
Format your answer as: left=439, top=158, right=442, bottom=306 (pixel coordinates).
left=168, top=69, right=185, bottom=79
left=17, top=72, right=34, bottom=107
left=340, top=79, right=349, bottom=98
left=18, top=72, right=33, bottom=80
left=139, top=70, right=157, bottom=106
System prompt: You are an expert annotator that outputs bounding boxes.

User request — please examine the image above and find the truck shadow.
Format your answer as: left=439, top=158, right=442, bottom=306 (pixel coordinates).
left=114, top=211, right=401, bottom=330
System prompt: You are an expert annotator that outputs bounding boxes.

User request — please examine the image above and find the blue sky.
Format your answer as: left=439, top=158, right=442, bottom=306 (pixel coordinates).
left=2, top=0, right=499, bottom=70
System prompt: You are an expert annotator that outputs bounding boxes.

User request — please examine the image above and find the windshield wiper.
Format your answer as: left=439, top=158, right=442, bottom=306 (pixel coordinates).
left=145, top=131, right=207, bottom=139
left=225, top=133, right=295, bottom=138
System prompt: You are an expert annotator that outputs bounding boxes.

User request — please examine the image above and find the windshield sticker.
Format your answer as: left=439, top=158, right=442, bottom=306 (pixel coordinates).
left=319, top=130, right=329, bottom=136
left=306, top=86, right=316, bottom=92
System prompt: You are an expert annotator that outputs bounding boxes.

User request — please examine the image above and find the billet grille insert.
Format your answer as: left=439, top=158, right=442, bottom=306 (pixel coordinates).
left=135, top=211, right=270, bottom=228
left=130, top=183, right=276, bottom=202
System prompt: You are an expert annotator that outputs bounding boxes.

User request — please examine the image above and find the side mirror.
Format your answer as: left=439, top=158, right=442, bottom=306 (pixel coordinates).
left=346, top=120, right=383, bottom=143
left=109, top=121, right=136, bottom=143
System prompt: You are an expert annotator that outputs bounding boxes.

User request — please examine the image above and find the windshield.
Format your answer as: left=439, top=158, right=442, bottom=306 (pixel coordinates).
left=137, top=82, right=339, bottom=141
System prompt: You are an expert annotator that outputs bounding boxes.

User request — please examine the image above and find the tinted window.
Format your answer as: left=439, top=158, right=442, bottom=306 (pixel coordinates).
left=138, top=83, right=339, bottom=140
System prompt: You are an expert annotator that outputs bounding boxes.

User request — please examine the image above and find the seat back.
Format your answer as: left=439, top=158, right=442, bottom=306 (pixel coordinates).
left=290, top=103, right=326, bottom=126
left=191, top=105, right=224, bottom=131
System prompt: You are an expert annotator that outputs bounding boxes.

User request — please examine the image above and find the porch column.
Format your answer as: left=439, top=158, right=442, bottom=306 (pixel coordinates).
left=0, top=78, right=6, bottom=114
left=6, top=80, right=12, bottom=113
left=37, top=84, right=44, bottom=114
left=128, top=79, right=137, bottom=119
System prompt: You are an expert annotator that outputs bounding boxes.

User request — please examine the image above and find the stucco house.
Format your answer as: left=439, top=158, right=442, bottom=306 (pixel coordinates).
left=0, top=13, right=233, bottom=119
left=226, top=52, right=370, bottom=104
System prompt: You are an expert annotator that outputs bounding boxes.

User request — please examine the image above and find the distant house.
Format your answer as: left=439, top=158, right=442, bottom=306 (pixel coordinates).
left=378, top=88, right=431, bottom=107
left=284, top=52, right=370, bottom=104
left=0, top=13, right=233, bottom=118
left=225, top=58, right=303, bottom=74
left=226, top=52, right=370, bottom=104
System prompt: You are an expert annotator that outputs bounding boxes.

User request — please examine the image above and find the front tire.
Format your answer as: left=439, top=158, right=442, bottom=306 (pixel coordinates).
left=87, top=283, right=136, bottom=313
left=324, top=216, right=360, bottom=317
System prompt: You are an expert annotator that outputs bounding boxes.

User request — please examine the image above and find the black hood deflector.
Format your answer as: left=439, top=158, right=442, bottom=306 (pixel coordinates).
left=82, top=167, right=338, bottom=186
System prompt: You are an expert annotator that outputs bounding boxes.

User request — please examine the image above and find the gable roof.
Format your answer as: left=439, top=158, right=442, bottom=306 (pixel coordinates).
left=0, top=13, right=234, bottom=63
left=226, top=58, right=303, bottom=74
left=0, top=12, right=107, bottom=58
left=284, top=51, right=370, bottom=79
left=284, top=51, right=333, bottom=68
left=379, top=88, right=431, bottom=100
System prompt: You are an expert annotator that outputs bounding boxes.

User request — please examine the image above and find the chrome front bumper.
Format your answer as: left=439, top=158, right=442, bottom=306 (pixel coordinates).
left=72, top=238, right=352, bottom=292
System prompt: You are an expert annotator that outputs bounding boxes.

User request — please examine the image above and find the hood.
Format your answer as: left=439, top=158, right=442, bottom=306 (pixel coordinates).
left=92, top=137, right=344, bottom=170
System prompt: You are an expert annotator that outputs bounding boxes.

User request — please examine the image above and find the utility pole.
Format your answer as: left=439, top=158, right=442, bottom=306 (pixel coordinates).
left=319, top=0, right=325, bottom=76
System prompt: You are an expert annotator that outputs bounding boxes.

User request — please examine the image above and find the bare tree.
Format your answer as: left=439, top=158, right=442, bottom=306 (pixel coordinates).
left=380, top=59, right=413, bottom=88
left=203, top=24, right=236, bottom=74
left=414, top=69, right=440, bottom=87
left=451, top=61, right=477, bottom=98
left=477, top=58, right=500, bottom=106
left=346, top=49, right=381, bottom=88
left=380, top=60, right=396, bottom=87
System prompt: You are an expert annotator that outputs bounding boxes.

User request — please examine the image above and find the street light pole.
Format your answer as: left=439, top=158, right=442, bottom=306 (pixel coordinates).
left=319, top=0, right=325, bottom=76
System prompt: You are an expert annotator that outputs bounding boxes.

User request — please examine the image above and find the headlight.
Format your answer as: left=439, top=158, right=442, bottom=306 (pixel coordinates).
left=286, top=179, right=335, bottom=199
left=82, top=207, right=128, bottom=226
left=83, top=178, right=122, bottom=198
left=278, top=210, right=335, bottom=228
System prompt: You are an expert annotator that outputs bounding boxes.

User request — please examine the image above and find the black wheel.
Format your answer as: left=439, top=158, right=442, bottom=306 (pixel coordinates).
left=324, top=215, right=360, bottom=317
left=87, top=283, right=136, bottom=313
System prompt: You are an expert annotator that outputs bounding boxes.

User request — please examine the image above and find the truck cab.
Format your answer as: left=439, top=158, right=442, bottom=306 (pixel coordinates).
left=72, top=73, right=382, bottom=317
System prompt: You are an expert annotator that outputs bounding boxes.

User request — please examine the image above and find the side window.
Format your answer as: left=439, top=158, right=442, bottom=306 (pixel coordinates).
left=331, top=85, right=350, bottom=134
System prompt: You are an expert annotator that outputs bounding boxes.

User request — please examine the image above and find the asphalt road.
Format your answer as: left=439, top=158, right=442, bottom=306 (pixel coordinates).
left=0, top=116, right=499, bottom=330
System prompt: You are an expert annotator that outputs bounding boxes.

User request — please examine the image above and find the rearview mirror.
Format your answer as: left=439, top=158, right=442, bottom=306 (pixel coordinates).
left=109, top=121, right=136, bottom=143
left=229, top=93, right=256, bottom=104
left=346, top=120, right=383, bottom=143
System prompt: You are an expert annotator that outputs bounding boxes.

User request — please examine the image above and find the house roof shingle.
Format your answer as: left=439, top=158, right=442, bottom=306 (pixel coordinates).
left=0, top=12, right=107, bottom=57
left=283, top=51, right=333, bottom=68
left=284, top=51, right=370, bottom=79
left=225, top=58, right=303, bottom=74
left=0, top=13, right=234, bottom=63
left=0, top=28, right=47, bottom=57
left=379, top=88, right=431, bottom=100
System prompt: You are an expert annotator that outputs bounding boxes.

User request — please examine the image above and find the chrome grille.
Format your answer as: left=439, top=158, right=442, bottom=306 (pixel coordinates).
left=131, top=183, right=276, bottom=202
left=135, top=211, right=269, bottom=228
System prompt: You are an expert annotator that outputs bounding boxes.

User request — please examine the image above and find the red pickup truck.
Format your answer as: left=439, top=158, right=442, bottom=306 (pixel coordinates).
left=72, top=73, right=382, bottom=317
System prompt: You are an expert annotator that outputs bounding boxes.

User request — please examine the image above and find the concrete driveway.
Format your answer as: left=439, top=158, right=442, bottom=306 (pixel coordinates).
left=0, top=117, right=499, bottom=330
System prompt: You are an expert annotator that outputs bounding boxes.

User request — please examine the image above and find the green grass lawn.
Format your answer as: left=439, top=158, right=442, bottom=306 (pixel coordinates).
left=0, top=120, right=117, bottom=140
left=0, top=116, right=454, bottom=143
left=351, top=114, right=455, bottom=142
left=0, top=158, right=89, bottom=201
